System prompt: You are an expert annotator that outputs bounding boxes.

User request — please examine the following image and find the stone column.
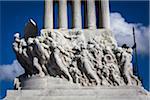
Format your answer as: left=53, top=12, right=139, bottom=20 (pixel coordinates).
left=87, top=0, right=96, bottom=29
left=99, top=0, right=110, bottom=29
left=58, top=0, right=68, bottom=29
left=72, top=0, right=82, bottom=29
left=44, top=0, right=53, bottom=29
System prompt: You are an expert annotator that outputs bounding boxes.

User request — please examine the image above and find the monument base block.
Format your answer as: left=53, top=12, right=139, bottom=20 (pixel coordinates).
left=6, top=76, right=149, bottom=100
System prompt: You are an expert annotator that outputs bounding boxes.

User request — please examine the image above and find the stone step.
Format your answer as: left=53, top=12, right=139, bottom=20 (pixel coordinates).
left=5, top=95, right=149, bottom=100
left=6, top=86, right=149, bottom=100
left=22, top=76, right=72, bottom=85
left=22, top=84, right=145, bottom=90
left=22, top=83, right=80, bottom=89
left=21, top=76, right=80, bottom=89
left=7, top=87, right=147, bottom=97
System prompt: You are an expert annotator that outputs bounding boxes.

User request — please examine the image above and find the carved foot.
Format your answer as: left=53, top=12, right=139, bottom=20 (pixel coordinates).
left=39, top=72, right=45, bottom=77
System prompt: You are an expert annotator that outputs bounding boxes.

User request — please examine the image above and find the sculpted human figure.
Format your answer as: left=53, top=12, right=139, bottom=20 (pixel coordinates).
left=13, top=33, right=21, bottom=53
left=101, top=66, right=110, bottom=85
left=81, top=49, right=100, bottom=85
left=13, top=33, right=27, bottom=56
left=34, top=39, right=49, bottom=75
left=108, top=63, right=121, bottom=86
left=120, top=47, right=140, bottom=85
left=73, top=34, right=100, bottom=85
left=47, top=33, right=73, bottom=81
left=35, top=38, right=50, bottom=60
left=69, top=64, right=81, bottom=83
left=13, top=35, right=34, bottom=76
left=87, top=39, right=103, bottom=69
left=19, top=39, right=28, bottom=58
left=26, top=38, right=46, bottom=77
left=53, top=46, right=73, bottom=81
left=14, top=78, right=21, bottom=90
left=33, top=57, right=45, bottom=77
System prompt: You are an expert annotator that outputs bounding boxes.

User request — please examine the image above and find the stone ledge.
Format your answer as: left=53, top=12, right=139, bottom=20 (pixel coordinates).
left=5, top=95, right=150, bottom=100
left=6, top=86, right=149, bottom=97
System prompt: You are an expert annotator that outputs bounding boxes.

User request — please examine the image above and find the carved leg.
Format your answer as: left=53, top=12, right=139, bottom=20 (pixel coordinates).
left=42, top=64, right=48, bottom=75
left=54, top=49, right=73, bottom=81
left=33, top=57, right=45, bottom=77
left=84, top=58, right=100, bottom=85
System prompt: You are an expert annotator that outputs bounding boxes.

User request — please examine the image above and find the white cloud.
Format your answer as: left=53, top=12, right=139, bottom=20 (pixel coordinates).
left=0, top=60, right=24, bottom=80
left=110, top=12, right=149, bottom=54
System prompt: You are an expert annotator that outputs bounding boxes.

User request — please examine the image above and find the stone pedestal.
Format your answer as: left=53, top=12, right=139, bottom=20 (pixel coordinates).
left=6, top=76, right=149, bottom=100
left=9, top=29, right=149, bottom=100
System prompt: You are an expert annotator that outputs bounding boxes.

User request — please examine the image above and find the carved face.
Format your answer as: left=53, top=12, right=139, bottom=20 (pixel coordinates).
left=27, top=38, right=34, bottom=45
left=127, top=48, right=133, bottom=54
left=34, top=38, right=39, bottom=44
left=14, top=33, right=20, bottom=38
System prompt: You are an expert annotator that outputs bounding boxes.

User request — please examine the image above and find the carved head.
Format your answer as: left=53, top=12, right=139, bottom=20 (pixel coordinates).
left=27, top=38, right=34, bottom=45
left=14, top=33, right=20, bottom=39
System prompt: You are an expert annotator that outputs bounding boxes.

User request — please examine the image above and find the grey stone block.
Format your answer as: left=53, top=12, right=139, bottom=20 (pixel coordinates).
left=6, top=86, right=149, bottom=100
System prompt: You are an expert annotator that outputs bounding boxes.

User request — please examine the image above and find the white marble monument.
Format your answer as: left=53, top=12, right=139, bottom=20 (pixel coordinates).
left=6, top=0, right=149, bottom=100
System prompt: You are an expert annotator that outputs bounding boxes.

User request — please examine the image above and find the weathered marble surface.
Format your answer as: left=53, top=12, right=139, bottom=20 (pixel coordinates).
left=6, top=85, right=150, bottom=100
left=6, top=76, right=149, bottom=100
left=13, top=29, right=140, bottom=87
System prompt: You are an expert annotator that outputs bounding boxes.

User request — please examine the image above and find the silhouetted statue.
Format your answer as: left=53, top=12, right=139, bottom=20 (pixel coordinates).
left=24, top=19, right=38, bottom=41
left=122, top=43, right=136, bottom=49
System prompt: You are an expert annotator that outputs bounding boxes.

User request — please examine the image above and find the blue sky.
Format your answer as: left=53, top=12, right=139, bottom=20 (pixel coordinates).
left=0, top=1, right=149, bottom=99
